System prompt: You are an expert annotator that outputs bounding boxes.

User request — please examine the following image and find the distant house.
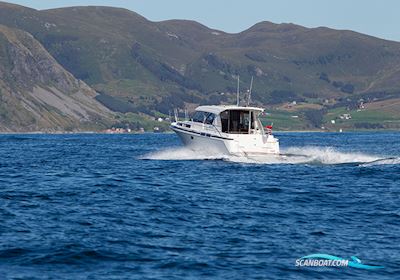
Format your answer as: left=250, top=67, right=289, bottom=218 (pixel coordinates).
left=339, top=114, right=352, bottom=120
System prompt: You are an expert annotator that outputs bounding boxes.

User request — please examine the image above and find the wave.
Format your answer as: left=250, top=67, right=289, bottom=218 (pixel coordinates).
left=281, top=146, right=380, bottom=165
left=142, top=146, right=399, bottom=166
left=359, top=157, right=400, bottom=167
left=224, top=147, right=381, bottom=165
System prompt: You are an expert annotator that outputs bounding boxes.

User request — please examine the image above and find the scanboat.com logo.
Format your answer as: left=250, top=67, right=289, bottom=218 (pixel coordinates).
left=296, top=254, right=384, bottom=270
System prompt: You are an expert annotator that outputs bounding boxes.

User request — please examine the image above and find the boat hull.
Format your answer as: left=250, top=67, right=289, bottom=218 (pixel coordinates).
left=171, top=126, right=231, bottom=155
left=171, top=124, right=279, bottom=156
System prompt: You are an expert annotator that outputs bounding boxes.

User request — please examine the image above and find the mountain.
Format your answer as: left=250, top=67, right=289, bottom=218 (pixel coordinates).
left=0, top=2, right=399, bottom=131
left=0, top=23, right=112, bottom=132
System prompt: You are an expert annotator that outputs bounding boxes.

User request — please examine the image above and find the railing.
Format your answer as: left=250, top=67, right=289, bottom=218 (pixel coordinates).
left=200, top=123, right=224, bottom=138
left=210, top=124, right=224, bottom=138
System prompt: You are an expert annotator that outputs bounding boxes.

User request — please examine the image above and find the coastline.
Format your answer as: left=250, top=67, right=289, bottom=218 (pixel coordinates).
left=0, top=130, right=398, bottom=135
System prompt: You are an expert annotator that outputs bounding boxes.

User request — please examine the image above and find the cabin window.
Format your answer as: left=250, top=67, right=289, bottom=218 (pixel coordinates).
left=192, top=111, right=207, bottom=123
left=221, top=111, right=229, bottom=132
left=192, top=111, right=216, bottom=124
left=221, top=110, right=254, bottom=134
left=205, top=113, right=215, bottom=124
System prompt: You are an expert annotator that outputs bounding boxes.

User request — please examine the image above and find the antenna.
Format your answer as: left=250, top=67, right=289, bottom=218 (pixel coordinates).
left=247, top=76, right=254, bottom=106
left=236, top=75, right=240, bottom=106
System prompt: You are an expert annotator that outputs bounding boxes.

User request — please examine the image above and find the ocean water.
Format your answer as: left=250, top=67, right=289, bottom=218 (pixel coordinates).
left=0, top=132, right=399, bottom=279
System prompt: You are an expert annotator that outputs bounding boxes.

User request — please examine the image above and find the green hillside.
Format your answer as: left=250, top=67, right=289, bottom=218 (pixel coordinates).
left=0, top=1, right=399, bottom=131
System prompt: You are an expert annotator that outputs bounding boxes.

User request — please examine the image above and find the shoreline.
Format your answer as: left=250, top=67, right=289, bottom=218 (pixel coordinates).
left=0, top=130, right=398, bottom=135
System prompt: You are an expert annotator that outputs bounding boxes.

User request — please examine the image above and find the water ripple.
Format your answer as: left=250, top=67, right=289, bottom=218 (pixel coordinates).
left=0, top=132, right=399, bottom=279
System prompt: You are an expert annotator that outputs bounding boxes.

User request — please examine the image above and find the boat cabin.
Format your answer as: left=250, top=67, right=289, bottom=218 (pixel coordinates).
left=191, top=105, right=264, bottom=135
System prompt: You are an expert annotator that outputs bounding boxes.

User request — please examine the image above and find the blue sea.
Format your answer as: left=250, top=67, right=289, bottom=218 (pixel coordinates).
left=0, top=132, right=399, bottom=279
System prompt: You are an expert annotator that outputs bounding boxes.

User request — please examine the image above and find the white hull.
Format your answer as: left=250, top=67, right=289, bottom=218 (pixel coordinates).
left=172, top=126, right=230, bottom=155
left=171, top=124, right=280, bottom=156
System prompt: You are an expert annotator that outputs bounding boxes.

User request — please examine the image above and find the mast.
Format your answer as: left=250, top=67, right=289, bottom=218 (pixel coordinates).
left=236, top=75, right=240, bottom=106
left=247, top=76, right=253, bottom=106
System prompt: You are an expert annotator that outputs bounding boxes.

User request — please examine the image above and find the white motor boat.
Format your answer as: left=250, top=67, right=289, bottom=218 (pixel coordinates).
left=170, top=105, right=280, bottom=156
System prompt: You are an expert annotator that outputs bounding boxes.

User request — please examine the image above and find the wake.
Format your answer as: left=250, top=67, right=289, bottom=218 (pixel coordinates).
left=141, top=146, right=399, bottom=166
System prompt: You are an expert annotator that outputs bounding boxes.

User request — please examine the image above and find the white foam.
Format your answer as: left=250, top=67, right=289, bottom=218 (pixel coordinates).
left=282, top=146, right=380, bottom=165
left=221, top=146, right=382, bottom=165
left=141, top=146, right=396, bottom=166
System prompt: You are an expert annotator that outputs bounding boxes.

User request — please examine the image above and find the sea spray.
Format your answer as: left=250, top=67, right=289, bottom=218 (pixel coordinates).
left=282, top=146, right=381, bottom=165
left=143, top=146, right=385, bottom=165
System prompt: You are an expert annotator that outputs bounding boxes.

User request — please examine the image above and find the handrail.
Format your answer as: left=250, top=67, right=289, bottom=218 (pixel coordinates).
left=201, top=122, right=224, bottom=138
left=211, top=123, right=224, bottom=138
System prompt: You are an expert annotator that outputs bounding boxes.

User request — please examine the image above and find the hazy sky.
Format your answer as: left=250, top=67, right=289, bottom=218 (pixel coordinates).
left=5, top=0, right=400, bottom=41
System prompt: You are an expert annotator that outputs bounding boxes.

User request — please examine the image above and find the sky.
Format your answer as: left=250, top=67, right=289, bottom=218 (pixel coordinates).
left=4, top=0, right=400, bottom=42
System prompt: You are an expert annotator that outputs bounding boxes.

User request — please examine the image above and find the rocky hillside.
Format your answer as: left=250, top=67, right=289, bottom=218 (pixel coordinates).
left=0, top=24, right=112, bottom=132
left=0, top=2, right=399, bottom=131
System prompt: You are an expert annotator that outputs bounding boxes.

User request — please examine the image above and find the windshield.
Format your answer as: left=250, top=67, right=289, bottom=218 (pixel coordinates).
left=191, top=111, right=216, bottom=125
